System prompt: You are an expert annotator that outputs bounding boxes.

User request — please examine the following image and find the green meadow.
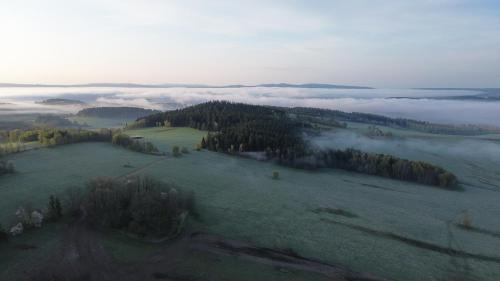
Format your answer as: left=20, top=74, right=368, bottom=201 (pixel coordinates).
left=1, top=126, right=500, bottom=281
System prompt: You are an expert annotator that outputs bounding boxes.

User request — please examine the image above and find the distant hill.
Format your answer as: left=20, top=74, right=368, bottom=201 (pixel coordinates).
left=76, top=107, right=160, bottom=119
left=256, top=83, right=373, bottom=89
left=0, top=82, right=373, bottom=89
left=34, top=115, right=81, bottom=128
left=286, top=107, right=500, bottom=135
left=412, top=88, right=500, bottom=101
left=36, top=98, right=86, bottom=106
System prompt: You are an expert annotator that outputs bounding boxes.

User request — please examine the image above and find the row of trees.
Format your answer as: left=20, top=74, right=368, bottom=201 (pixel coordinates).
left=291, top=149, right=458, bottom=188
left=2, top=128, right=114, bottom=146
left=1, top=129, right=40, bottom=143
left=38, top=128, right=114, bottom=146
left=1, top=127, right=160, bottom=156
left=111, top=133, right=159, bottom=154
left=0, top=142, right=25, bottom=156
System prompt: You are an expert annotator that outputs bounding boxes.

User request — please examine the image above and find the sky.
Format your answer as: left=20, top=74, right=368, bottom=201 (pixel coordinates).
left=0, top=0, right=500, bottom=87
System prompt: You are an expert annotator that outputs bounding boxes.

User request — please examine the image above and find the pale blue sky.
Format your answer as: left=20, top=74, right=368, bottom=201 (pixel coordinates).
left=1, top=0, right=499, bottom=87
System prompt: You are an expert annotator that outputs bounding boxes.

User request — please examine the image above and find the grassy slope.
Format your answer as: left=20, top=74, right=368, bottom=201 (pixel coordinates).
left=0, top=127, right=499, bottom=281
left=0, top=143, right=156, bottom=224
left=68, top=116, right=137, bottom=129
left=124, top=127, right=207, bottom=152
left=119, top=127, right=500, bottom=281
left=0, top=223, right=64, bottom=280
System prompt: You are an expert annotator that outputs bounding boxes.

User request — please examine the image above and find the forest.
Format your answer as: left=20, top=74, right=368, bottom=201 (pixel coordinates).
left=140, top=101, right=309, bottom=158
left=77, top=107, right=160, bottom=119
left=136, top=101, right=459, bottom=188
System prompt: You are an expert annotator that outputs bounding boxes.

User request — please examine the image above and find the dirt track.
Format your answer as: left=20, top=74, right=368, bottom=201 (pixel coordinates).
left=24, top=215, right=388, bottom=281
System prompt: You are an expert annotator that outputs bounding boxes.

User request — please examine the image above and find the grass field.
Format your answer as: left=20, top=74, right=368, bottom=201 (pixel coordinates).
left=0, top=223, right=64, bottom=281
left=124, top=127, right=207, bottom=152
left=1, top=127, right=500, bottom=281
left=68, top=116, right=137, bottom=129
left=0, top=143, right=155, bottom=224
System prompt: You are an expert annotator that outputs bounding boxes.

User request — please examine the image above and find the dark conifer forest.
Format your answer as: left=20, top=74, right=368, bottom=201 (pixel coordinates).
left=141, top=101, right=308, bottom=159
left=77, top=107, right=160, bottom=119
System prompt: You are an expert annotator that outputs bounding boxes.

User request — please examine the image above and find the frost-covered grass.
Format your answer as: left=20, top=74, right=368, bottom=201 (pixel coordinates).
left=0, top=143, right=155, bottom=224
left=68, top=116, right=136, bottom=129
left=0, top=223, right=64, bottom=280
left=124, top=127, right=207, bottom=153
left=1, top=127, right=499, bottom=281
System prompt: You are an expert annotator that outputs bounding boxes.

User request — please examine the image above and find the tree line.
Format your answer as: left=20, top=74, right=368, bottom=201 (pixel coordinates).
left=111, top=133, right=159, bottom=154
left=1, top=128, right=159, bottom=155
left=286, top=107, right=500, bottom=136
left=290, top=149, right=458, bottom=188
left=77, top=107, right=160, bottom=119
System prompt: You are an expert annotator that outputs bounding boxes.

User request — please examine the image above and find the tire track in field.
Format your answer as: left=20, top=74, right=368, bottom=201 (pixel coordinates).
left=114, top=157, right=166, bottom=180
left=321, top=218, right=500, bottom=264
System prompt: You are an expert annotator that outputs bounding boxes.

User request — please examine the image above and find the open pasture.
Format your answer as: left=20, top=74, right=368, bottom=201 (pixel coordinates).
left=124, top=127, right=207, bottom=152
left=0, top=127, right=499, bottom=281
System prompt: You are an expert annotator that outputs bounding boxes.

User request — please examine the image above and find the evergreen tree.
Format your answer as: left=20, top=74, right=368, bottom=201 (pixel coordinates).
left=47, top=195, right=63, bottom=221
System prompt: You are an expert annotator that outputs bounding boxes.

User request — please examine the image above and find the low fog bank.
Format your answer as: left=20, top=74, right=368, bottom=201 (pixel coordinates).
left=311, top=131, right=500, bottom=166
left=0, top=87, right=498, bottom=126
left=0, top=101, right=84, bottom=115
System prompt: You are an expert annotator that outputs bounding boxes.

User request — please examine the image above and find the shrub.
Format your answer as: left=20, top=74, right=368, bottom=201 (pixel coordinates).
left=172, top=146, right=180, bottom=157
left=112, top=133, right=159, bottom=154
left=46, top=195, right=63, bottom=222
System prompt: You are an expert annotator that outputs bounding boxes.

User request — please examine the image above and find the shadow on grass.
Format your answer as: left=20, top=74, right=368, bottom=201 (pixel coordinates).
left=311, top=207, right=358, bottom=218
